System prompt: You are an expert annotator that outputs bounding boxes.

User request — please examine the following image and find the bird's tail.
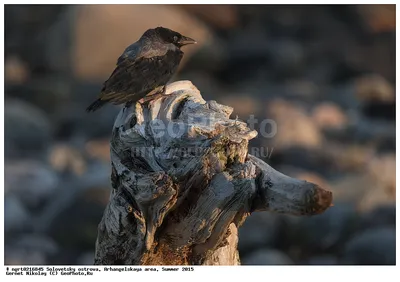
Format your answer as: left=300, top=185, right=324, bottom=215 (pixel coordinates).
left=86, top=99, right=107, bottom=112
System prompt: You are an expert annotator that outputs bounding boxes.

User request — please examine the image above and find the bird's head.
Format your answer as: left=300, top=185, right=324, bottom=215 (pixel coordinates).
left=144, top=27, right=197, bottom=48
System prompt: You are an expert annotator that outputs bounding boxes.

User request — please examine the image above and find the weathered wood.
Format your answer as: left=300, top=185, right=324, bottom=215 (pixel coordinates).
left=94, top=80, right=333, bottom=265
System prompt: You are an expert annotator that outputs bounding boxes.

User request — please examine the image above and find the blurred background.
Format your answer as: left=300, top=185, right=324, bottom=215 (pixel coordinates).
left=4, top=4, right=395, bottom=265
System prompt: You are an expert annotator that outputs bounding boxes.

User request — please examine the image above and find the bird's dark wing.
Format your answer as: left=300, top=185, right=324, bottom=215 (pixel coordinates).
left=99, top=49, right=183, bottom=105
left=117, top=40, right=170, bottom=65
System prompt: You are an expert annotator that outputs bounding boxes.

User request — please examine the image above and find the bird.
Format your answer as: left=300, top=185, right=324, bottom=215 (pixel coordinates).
left=86, top=27, right=197, bottom=112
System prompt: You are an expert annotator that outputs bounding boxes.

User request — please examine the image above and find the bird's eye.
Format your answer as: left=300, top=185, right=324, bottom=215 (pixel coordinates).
left=173, top=35, right=178, bottom=42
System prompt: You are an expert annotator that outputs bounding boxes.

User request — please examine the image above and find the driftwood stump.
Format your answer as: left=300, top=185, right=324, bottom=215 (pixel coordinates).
left=94, top=80, right=333, bottom=265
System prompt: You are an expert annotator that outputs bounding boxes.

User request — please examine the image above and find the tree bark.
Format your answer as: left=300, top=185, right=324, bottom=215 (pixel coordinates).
left=94, top=80, right=333, bottom=265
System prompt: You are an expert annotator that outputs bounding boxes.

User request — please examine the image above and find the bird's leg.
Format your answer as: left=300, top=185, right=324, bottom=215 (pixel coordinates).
left=161, top=85, right=167, bottom=96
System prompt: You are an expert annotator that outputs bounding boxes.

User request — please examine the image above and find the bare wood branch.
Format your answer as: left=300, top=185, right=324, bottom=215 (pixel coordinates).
left=94, top=80, right=333, bottom=265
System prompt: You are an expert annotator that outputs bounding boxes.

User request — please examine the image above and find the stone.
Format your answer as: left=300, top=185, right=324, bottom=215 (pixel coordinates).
left=5, top=160, right=59, bottom=211
left=295, top=203, right=358, bottom=253
left=354, top=74, right=394, bottom=103
left=268, top=39, right=305, bottom=78
left=84, top=139, right=110, bottom=162
left=333, top=118, right=395, bottom=151
left=241, top=249, right=294, bottom=265
left=223, top=27, right=271, bottom=83
left=323, top=143, right=375, bottom=173
left=326, top=84, right=361, bottom=110
left=11, top=234, right=59, bottom=257
left=182, top=36, right=229, bottom=74
left=40, top=7, right=74, bottom=74
left=178, top=5, right=238, bottom=29
left=311, top=102, right=348, bottom=129
left=307, top=255, right=338, bottom=265
left=340, top=227, right=395, bottom=265
left=35, top=162, right=111, bottom=250
left=4, top=99, right=52, bottom=159
left=359, top=205, right=395, bottom=231
left=5, top=75, right=73, bottom=116
left=220, top=95, right=261, bottom=118
left=55, top=81, right=121, bottom=139
left=238, top=212, right=283, bottom=256
left=330, top=173, right=395, bottom=212
left=5, top=55, right=29, bottom=84
left=367, top=153, right=395, bottom=197
left=48, top=143, right=87, bottom=175
left=4, top=5, right=67, bottom=72
left=42, top=188, right=109, bottom=251
left=72, top=5, right=210, bottom=81
left=268, top=147, right=335, bottom=179
left=76, top=252, right=95, bottom=265
left=361, top=100, right=395, bottom=121
left=5, top=248, right=46, bottom=265
left=284, top=80, right=320, bottom=101
left=266, top=99, right=323, bottom=149
left=357, top=5, right=395, bottom=33
left=4, top=195, right=31, bottom=234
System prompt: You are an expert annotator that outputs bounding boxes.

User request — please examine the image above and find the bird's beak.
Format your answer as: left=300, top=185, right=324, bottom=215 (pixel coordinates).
left=179, top=36, right=197, bottom=46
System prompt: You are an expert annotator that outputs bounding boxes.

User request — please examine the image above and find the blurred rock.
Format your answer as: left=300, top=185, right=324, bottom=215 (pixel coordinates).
left=326, top=84, right=361, bottom=110
left=324, top=143, right=375, bottom=173
left=354, top=74, right=394, bottom=103
left=48, top=143, right=87, bottom=175
left=5, top=55, right=29, bottom=84
left=36, top=162, right=110, bottom=250
left=284, top=80, right=320, bottom=101
left=330, top=174, right=395, bottom=211
left=72, top=4, right=210, bottom=81
left=269, top=147, right=337, bottom=179
left=183, top=37, right=229, bottom=74
left=329, top=117, right=395, bottom=151
left=268, top=39, right=305, bottom=78
left=220, top=95, right=261, bottom=118
left=85, top=139, right=110, bottom=162
left=52, top=81, right=121, bottom=139
left=178, top=5, right=238, bottom=29
left=5, top=99, right=52, bottom=159
left=354, top=119, right=395, bottom=149
left=241, top=249, right=294, bottom=265
left=266, top=99, right=323, bottom=149
left=294, top=204, right=358, bottom=253
left=11, top=234, right=59, bottom=257
left=361, top=100, right=395, bottom=121
left=5, top=75, right=73, bottom=116
left=4, top=5, right=67, bottom=71
left=359, top=205, right=395, bottom=231
left=5, top=160, right=59, bottom=211
left=45, top=188, right=108, bottom=250
left=5, top=248, right=46, bottom=265
left=367, top=153, right=395, bottom=197
left=4, top=195, right=31, bottom=234
left=312, top=102, right=348, bottom=129
left=238, top=212, right=283, bottom=256
left=39, top=7, right=74, bottom=74
left=357, top=5, right=395, bottom=33
left=345, top=34, right=395, bottom=83
left=340, top=227, right=395, bottom=265
left=76, top=252, right=95, bottom=265
left=307, top=255, right=338, bottom=265
left=223, top=27, right=270, bottom=83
